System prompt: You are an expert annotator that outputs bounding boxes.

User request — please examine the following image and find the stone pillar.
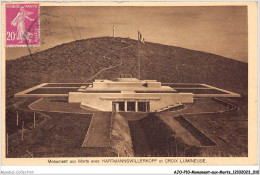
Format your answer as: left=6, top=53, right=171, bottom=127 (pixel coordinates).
left=116, top=103, right=119, bottom=112
left=125, top=101, right=127, bottom=112
left=135, top=101, right=138, bottom=112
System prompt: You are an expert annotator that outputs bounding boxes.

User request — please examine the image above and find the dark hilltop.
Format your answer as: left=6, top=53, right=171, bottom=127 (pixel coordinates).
left=6, top=36, right=248, bottom=104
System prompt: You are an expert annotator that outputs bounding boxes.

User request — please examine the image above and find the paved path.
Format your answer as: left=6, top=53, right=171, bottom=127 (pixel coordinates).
left=84, top=40, right=134, bottom=82
left=29, top=98, right=95, bottom=114
left=160, top=113, right=201, bottom=147
left=82, top=112, right=111, bottom=147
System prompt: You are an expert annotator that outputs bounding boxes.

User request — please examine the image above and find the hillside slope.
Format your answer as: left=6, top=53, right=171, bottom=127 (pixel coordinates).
left=6, top=37, right=248, bottom=101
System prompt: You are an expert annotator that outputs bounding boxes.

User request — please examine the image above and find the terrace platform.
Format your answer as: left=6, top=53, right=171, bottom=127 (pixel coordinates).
left=15, top=82, right=241, bottom=98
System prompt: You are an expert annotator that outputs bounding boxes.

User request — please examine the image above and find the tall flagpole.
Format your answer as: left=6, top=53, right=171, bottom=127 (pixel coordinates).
left=138, top=31, right=140, bottom=80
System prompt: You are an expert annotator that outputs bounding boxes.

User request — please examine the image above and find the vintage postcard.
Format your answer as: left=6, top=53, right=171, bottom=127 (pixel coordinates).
left=1, top=1, right=258, bottom=167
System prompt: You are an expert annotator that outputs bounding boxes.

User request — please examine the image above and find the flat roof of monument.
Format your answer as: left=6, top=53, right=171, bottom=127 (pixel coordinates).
left=14, top=82, right=241, bottom=98
left=94, top=78, right=158, bottom=82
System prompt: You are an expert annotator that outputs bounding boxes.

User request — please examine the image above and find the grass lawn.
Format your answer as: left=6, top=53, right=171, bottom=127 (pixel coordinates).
left=6, top=98, right=124, bottom=157
left=127, top=98, right=247, bottom=157
left=5, top=96, right=247, bottom=157
left=182, top=97, right=248, bottom=156
left=7, top=112, right=92, bottom=157
left=184, top=113, right=248, bottom=156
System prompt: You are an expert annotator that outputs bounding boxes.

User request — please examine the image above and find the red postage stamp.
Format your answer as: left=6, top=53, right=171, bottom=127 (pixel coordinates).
left=5, top=4, right=40, bottom=47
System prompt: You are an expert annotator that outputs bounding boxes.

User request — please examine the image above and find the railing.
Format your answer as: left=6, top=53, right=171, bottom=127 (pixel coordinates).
left=155, top=103, right=185, bottom=113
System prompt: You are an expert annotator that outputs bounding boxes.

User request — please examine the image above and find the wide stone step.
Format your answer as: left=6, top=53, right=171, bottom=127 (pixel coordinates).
left=82, top=112, right=111, bottom=147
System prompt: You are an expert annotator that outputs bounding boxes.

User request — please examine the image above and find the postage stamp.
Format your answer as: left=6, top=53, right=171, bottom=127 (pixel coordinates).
left=5, top=4, right=40, bottom=47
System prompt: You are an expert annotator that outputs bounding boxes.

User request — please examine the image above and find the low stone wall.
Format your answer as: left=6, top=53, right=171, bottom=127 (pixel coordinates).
left=211, top=98, right=237, bottom=113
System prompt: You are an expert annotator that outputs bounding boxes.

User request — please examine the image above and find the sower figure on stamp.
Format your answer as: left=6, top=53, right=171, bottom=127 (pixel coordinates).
left=11, top=6, right=34, bottom=43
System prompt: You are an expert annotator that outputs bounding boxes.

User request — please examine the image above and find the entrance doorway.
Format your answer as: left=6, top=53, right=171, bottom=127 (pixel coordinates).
left=127, top=102, right=135, bottom=111
left=114, top=101, right=125, bottom=112
left=138, top=101, right=150, bottom=112
left=138, top=102, right=146, bottom=112
left=118, top=102, right=125, bottom=111
left=112, top=101, right=150, bottom=112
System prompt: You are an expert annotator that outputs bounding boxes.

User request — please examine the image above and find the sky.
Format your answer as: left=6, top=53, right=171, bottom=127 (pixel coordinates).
left=6, top=6, right=248, bottom=62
